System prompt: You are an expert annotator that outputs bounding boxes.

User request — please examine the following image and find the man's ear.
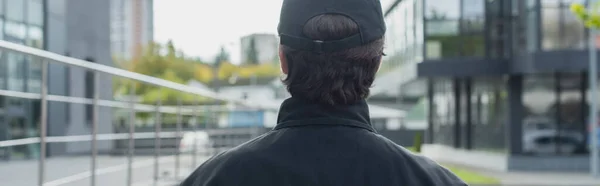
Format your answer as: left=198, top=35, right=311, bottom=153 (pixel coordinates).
left=279, top=47, right=288, bottom=75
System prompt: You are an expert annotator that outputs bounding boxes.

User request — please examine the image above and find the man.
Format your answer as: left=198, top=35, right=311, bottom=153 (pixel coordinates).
left=181, top=0, right=467, bottom=185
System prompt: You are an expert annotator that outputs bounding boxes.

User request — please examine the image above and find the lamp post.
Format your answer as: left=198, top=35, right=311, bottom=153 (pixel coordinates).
left=589, top=18, right=599, bottom=177
left=571, top=1, right=599, bottom=176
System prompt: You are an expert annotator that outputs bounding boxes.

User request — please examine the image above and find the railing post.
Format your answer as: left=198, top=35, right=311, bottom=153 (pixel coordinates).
left=90, top=71, right=99, bottom=186
left=175, top=98, right=182, bottom=179
left=206, top=105, right=214, bottom=156
left=38, top=59, right=48, bottom=186
left=191, top=97, right=199, bottom=168
left=153, top=100, right=162, bottom=186
left=126, top=81, right=136, bottom=186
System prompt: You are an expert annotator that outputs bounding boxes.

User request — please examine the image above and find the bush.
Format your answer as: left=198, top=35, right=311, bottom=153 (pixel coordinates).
left=413, top=131, right=423, bottom=153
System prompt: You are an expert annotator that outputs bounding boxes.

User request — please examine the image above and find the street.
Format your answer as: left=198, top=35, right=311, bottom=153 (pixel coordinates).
left=0, top=154, right=207, bottom=186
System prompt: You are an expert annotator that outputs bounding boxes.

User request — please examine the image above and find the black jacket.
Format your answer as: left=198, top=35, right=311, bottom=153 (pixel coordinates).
left=181, top=97, right=467, bottom=186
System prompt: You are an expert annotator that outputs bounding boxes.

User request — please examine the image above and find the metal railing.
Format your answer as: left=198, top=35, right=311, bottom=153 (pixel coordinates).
left=0, top=40, right=275, bottom=186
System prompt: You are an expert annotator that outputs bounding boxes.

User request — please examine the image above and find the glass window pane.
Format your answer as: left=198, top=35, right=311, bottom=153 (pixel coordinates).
left=0, top=52, right=5, bottom=90
left=527, top=10, right=538, bottom=52
left=425, top=0, right=460, bottom=19
left=27, top=56, right=41, bottom=93
left=5, top=21, right=26, bottom=39
left=462, top=34, right=485, bottom=57
left=27, top=0, right=43, bottom=26
left=7, top=52, right=25, bottom=91
left=561, top=7, right=585, bottom=49
left=0, top=0, right=5, bottom=16
left=6, top=0, right=24, bottom=21
left=0, top=19, right=4, bottom=40
left=27, top=26, right=42, bottom=48
left=541, top=0, right=559, bottom=7
left=462, top=0, right=485, bottom=17
left=472, top=78, right=507, bottom=152
left=541, top=7, right=560, bottom=50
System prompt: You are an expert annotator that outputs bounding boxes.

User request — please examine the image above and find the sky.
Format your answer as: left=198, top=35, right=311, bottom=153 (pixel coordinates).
left=153, top=0, right=283, bottom=64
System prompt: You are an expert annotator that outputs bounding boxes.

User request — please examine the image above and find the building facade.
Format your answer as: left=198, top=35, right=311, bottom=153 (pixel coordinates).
left=0, top=0, right=114, bottom=160
left=110, top=0, right=154, bottom=60
left=383, top=0, right=595, bottom=172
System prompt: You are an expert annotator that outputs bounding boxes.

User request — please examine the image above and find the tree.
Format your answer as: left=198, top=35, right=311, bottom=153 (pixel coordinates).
left=571, top=3, right=600, bottom=28
left=215, top=46, right=230, bottom=64
left=114, top=41, right=213, bottom=106
left=246, top=37, right=259, bottom=65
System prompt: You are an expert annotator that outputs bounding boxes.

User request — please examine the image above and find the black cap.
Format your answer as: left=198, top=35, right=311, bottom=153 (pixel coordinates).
left=278, top=0, right=386, bottom=53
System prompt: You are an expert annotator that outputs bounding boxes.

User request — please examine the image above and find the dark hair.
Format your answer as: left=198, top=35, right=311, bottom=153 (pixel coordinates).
left=281, top=14, right=384, bottom=106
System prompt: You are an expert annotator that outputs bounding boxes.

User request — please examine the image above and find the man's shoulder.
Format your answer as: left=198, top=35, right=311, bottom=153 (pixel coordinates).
left=373, top=135, right=467, bottom=185
left=180, top=132, right=273, bottom=186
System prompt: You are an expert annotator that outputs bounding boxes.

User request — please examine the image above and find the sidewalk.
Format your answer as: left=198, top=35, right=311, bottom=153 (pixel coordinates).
left=443, top=162, right=600, bottom=186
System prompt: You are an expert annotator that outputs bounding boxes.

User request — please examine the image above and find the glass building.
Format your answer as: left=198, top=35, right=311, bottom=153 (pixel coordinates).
left=0, top=0, right=114, bottom=160
left=383, top=0, right=596, bottom=172
left=0, top=0, right=45, bottom=160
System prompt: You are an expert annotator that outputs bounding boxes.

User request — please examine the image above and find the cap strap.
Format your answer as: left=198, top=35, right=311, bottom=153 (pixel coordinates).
left=280, top=34, right=362, bottom=53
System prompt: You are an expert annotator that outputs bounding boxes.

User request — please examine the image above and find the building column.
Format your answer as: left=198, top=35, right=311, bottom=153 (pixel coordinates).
left=464, top=78, right=473, bottom=150
left=453, top=78, right=462, bottom=148
left=426, top=78, right=434, bottom=144
left=506, top=75, right=523, bottom=155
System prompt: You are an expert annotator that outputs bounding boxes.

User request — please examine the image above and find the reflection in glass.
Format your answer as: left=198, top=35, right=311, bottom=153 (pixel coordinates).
left=522, top=73, right=587, bottom=156
left=0, top=52, right=4, bottom=90
left=27, top=0, right=43, bottom=26
left=471, top=78, right=507, bottom=152
left=6, top=0, right=24, bottom=22
left=27, top=26, right=43, bottom=48
left=425, top=0, right=460, bottom=19
left=5, top=21, right=26, bottom=40
left=7, top=53, right=25, bottom=91
left=541, top=3, right=585, bottom=50
left=462, top=0, right=484, bottom=18
left=432, top=78, right=455, bottom=146
left=381, top=0, right=424, bottom=72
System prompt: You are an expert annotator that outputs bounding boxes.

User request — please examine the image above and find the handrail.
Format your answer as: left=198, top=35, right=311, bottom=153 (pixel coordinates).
left=0, top=129, right=261, bottom=148
left=0, top=40, right=267, bottom=109
left=0, top=40, right=276, bottom=186
left=0, top=89, right=277, bottom=114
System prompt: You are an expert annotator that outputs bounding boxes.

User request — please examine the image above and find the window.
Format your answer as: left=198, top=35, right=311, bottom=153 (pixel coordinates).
left=27, top=0, right=43, bottom=26
left=7, top=53, right=25, bottom=91
left=5, top=21, right=26, bottom=39
left=27, top=26, right=43, bottom=48
left=541, top=0, right=585, bottom=50
left=0, top=0, right=5, bottom=16
left=6, top=0, right=24, bottom=22
left=425, top=0, right=460, bottom=19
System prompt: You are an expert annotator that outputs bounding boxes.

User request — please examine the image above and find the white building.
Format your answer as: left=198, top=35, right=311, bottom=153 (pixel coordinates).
left=110, top=0, right=154, bottom=60
left=240, top=33, right=279, bottom=65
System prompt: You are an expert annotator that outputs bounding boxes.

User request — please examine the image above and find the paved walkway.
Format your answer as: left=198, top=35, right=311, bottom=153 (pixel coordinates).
left=0, top=154, right=208, bottom=186
left=443, top=162, right=600, bottom=186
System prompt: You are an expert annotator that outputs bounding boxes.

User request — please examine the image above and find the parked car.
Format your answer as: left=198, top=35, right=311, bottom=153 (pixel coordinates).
left=522, top=130, right=584, bottom=155
left=178, top=131, right=213, bottom=155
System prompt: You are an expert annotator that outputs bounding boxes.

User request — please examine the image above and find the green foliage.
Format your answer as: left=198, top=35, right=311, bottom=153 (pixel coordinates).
left=114, top=41, right=211, bottom=105
left=571, top=3, right=600, bottom=29
left=114, top=41, right=282, bottom=106
left=413, top=132, right=423, bottom=153
left=215, top=46, right=230, bottom=64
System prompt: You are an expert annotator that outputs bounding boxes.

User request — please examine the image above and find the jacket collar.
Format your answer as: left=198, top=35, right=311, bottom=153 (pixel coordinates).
left=274, top=97, right=375, bottom=132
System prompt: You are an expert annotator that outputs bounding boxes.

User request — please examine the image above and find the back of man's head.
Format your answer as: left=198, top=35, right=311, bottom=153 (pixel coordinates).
left=277, top=0, right=386, bottom=106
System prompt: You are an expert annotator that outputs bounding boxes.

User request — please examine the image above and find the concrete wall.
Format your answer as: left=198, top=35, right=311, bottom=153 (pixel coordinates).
left=46, top=0, right=69, bottom=157
left=45, top=0, right=114, bottom=155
